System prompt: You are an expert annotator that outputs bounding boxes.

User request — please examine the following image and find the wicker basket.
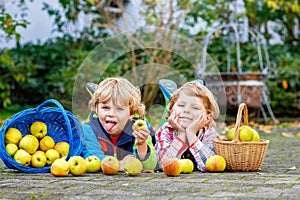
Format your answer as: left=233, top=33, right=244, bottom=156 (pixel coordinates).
left=213, top=103, right=269, bottom=171
left=0, top=99, right=84, bottom=173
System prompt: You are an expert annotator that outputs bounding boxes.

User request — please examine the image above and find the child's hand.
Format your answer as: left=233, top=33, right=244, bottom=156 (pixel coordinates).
left=132, top=128, right=150, bottom=146
left=186, top=111, right=209, bottom=135
left=168, top=111, right=185, bottom=134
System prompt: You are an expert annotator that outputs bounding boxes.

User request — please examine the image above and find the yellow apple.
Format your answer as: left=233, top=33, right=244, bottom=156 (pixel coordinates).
left=132, top=119, right=147, bottom=131
left=31, top=150, right=47, bottom=168
left=251, top=128, right=260, bottom=142
left=51, top=158, right=70, bottom=177
left=205, top=155, right=226, bottom=172
left=14, top=149, right=31, bottom=166
left=39, top=136, right=55, bottom=152
left=162, top=158, right=182, bottom=177
left=19, top=135, right=39, bottom=154
left=239, top=126, right=254, bottom=141
left=124, top=157, right=143, bottom=176
left=85, top=156, right=101, bottom=173
left=30, top=121, right=47, bottom=139
left=68, top=156, right=87, bottom=176
left=179, top=159, right=194, bottom=174
left=54, top=141, right=70, bottom=157
left=45, top=149, right=60, bottom=165
left=101, top=156, right=120, bottom=175
left=5, top=128, right=22, bottom=145
left=6, top=143, right=18, bottom=156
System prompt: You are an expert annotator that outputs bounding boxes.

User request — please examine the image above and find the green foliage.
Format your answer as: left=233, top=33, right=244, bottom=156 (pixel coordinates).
left=0, top=36, right=95, bottom=110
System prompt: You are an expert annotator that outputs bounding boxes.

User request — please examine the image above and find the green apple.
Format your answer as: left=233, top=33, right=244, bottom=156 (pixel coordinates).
left=45, top=149, right=60, bottom=165
left=51, top=158, right=69, bottom=177
left=5, top=128, right=23, bottom=145
left=68, top=156, right=87, bottom=176
left=227, top=127, right=236, bottom=141
left=19, top=135, right=39, bottom=154
left=14, top=149, right=31, bottom=166
left=6, top=143, right=18, bottom=156
left=124, top=157, right=143, bottom=176
left=31, top=150, right=47, bottom=168
left=85, top=156, right=101, bottom=173
left=30, top=121, right=47, bottom=139
left=132, top=119, right=147, bottom=131
left=239, top=126, right=254, bottom=142
left=101, top=156, right=120, bottom=175
left=179, top=159, right=194, bottom=174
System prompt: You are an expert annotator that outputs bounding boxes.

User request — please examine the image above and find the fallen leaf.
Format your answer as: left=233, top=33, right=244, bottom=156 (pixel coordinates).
left=288, top=166, right=296, bottom=171
left=297, top=132, right=300, bottom=137
left=281, top=132, right=294, bottom=138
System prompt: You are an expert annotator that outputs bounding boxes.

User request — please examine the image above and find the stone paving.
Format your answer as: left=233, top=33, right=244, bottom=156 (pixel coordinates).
left=1, top=128, right=300, bottom=200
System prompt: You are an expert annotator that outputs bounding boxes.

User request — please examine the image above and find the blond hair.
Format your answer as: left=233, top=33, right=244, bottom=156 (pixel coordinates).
left=167, top=81, right=220, bottom=127
left=89, top=77, right=145, bottom=117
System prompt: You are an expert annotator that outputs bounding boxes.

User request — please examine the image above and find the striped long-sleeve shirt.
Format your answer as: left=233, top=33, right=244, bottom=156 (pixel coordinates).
left=155, top=122, right=219, bottom=172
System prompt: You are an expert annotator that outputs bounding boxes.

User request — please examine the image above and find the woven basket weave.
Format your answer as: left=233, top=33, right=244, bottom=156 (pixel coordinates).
left=213, top=103, right=269, bottom=171
left=0, top=99, right=84, bottom=173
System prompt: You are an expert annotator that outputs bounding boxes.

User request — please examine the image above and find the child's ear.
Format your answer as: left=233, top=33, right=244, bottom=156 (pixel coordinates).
left=206, top=113, right=213, bottom=121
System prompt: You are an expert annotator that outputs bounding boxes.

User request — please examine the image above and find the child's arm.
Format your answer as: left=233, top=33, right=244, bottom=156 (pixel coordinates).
left=155, top=123, right=189, bottom=166
left=80, top=124, right=107, bottom=161
left=188, top=128, right=219, bottom=172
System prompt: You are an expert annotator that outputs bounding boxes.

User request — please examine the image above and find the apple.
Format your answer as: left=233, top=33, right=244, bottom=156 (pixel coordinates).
left=14, top=149, right=31, bottom=166
left=132, top=119, right=147, bottom=131
left=30, top=121, right=47, bottom=139
left=19, top=135, right=39, bottom=154
left=179, top=159, right=194, bottom=174
left=205, top=155, right=226, bottom=172
left=162, top=158, right=182, bottom=177
left=45, top=149, right=60, bottom=165
left=85, top=156, right=101, bottom=173
left=51, top=158, right=70, bottom=177
left=39, top=136, right=55, bottom=152
left=239, top=126, right=254, bottom=141
left=5, top=128, right=23, bottom=145
left=68, top=156, right=87, bottom=176
left=123, top=157, right=143, bottom=176
left=251, top=128, right=260, bottom=142
left=101, top=156, right=120, bottom=175
left=31, top=150, right=47, bottom=168
left=227, top=127, right=236, bottom=141
left=54, top=141, right=70, bottom=157
left=6, top=143, right=18, bottom=156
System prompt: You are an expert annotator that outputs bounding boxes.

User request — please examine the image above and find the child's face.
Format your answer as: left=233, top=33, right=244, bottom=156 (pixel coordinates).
left=171, top=92, right=206, bottom=128
left=96, top=99, right=131, bottom=136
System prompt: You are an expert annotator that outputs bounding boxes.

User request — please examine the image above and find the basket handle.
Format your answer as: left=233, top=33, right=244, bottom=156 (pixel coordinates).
left=233, top=103, right=249, bottom=142
left=36, top=99, right=73, bottom=157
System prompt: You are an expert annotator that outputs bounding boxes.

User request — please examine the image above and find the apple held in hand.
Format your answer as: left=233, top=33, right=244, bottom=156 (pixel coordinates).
left=30, top=121, right=47, bottom=139
left=132, top=119, right=147, bottom=131
left=101, top=156, right=120, bottom=175
left=205, top=155, right=226, bottom=173
left=162, top=158, right=182, bottom=177
left=51, top=158, right=70, bottom=177
left=68, top=156, right=87, bottom=176
left=31, top=150, right=47, bottom=168
left=85, top=156, right=101, bottom=173
left=124, top=157, right=143, bottom=176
